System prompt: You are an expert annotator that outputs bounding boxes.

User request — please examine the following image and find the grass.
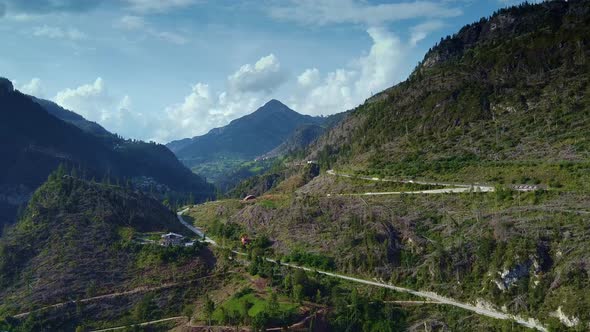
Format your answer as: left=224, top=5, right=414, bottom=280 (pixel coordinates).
left=211, top=287, right=298, bottom=323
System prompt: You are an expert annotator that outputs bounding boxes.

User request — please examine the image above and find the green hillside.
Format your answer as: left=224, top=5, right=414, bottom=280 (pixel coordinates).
left=182, top=1, right=590, bottom=330
left=307, top=0, right=590, bottom=191
left=0, top=173, right=214, bottom=331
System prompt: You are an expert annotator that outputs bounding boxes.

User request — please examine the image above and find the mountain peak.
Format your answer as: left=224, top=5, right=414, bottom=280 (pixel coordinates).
left=258, top=99, right=292, bottom=113
left=0, top=77, right=14, bottom=96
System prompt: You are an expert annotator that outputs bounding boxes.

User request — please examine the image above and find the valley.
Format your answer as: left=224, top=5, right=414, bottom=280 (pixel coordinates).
left=1, top=0, right=589, bottom=331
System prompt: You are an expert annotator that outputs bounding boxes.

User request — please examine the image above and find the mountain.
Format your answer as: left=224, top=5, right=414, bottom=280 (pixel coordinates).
left=186, top=1, right=590, bottom=330
left=167, top=99, right=326, bottom=183
left=306, top=0, right=590, bottom=190
left=31, top=97, right=111, bottom=136
left=0, top=79, right=214, bottom=230
left=260, top=110, right=350, bottom=160
left=0, top=175, right=214, bottom=330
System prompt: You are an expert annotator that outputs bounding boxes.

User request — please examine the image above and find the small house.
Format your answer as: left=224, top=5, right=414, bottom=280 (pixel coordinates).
left=160, top=232, right=184, bottom=246
left=242, top=195, right=257, bottom=202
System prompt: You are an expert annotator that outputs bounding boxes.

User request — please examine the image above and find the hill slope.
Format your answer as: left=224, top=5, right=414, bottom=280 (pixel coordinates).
left=0, top=79, right=214, bottom=229
left=31, top=97, right=111, bottom=137
left=0, top=175, right=213, bottom=330
left=307, top=0, right=590, bottom=190
left=192, top=1, right=590, bottom=329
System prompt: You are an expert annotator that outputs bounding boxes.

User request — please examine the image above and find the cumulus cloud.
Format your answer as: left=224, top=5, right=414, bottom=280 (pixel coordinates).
left=20, top=78, right=44, bottom=97
left=269, top=0, right=462, bottom=26
left=155, top=54, right=289, bottom=141
left=157, top=83, right=261, bottom=141
left=290, top=27, right=407, bottom=116
left=228, top=54, right=287, bottom=94
left=49, top=54, right=287, bottom=142
left=55, top=78, right=113, bottom=120
left=54, top=78, right=147, bottom=138
left=33, top=25, right=86, bottom=40
left=297, top=68, right=320, bottom=88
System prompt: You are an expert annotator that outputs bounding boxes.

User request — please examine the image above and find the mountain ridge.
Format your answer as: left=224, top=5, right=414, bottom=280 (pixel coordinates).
left=167, top=99, right=327, bottom=184
left=304, top=0, right=590, bottom=188
left=0, top=81, right=215, bottom=230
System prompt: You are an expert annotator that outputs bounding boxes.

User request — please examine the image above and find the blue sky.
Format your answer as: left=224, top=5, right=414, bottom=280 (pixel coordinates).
left=0, top=0, right=535, bottom=142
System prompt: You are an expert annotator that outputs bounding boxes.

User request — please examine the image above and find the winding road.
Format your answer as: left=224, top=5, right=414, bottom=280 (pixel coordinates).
left=91, top=317, right=187, bottom=332
left=326, top=169, right=495, bottom=195
left=177, top=209, right=546, bottom=332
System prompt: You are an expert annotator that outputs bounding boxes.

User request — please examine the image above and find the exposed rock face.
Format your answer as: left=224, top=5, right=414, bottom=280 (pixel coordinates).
left=495, top=260, right=532, bottom=291
left=551, top=306, right=580, bottom=328
left=0, top=77, right=14, bottom=96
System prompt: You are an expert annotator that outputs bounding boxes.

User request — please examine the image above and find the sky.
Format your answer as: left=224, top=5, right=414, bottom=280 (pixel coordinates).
left=0, top=0, right=537, bottom=143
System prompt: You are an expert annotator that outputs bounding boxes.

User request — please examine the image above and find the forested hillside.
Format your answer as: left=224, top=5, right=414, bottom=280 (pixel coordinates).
left=184, top=1, right=590, bottom=330
left=0, top=173, right=213, bottom=330
left=0, top=79, right=214, bottom=230
left=307, top=0, right=590, bottom=191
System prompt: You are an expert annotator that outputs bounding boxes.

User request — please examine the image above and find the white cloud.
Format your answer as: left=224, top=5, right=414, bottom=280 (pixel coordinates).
left=269, top=0, right=462, bottom=26
left=47, top=32, right=411, bottom=142
left=157, top=83, right=262, bottom=142
left=55, top=78, right=110, bottom=120
left=124, top=0, right=197, bottom=13
left=54, top=78, right=146, bottom=138
left=20, top=78, right=44, bottom=97
left=410, top=20, right=446, bottom=46
left=297, top=68, right=320, bottom=88
left=228, top=54, right=287, bottom=94
left=50, top=54, right=284, bottom=142
left=155, top=54, right=290, bottom=142
left=114, top=15, right=146, bottom=30
left=33, top=25, right=86, bottom=40
left=291, top=27, right=407, bottom=116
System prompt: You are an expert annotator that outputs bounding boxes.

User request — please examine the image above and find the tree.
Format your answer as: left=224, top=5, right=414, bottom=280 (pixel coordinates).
left=293, top=284, right=304, bottom=304
left=204, top=295, right=215, bottom=326
left=268, top=292, right=279, bottom=317
left=182, top=304, right=194, bottom=321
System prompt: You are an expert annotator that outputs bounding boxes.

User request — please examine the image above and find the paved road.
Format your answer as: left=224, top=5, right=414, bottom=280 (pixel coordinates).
left=177, top=210, right=546, bottom=332
left=326, top=169, right=495, bottom=195
left=91, top=316, right=187, bottom=332
left=177, top=208, right=217, bottom=245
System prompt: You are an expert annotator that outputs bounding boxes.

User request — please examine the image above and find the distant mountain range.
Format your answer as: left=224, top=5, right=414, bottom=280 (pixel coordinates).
left=167, top=99, right=329, bottom=184
left=168, top=99, right=325, bottom=160
left=0, top=78, right=214, bottom=230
